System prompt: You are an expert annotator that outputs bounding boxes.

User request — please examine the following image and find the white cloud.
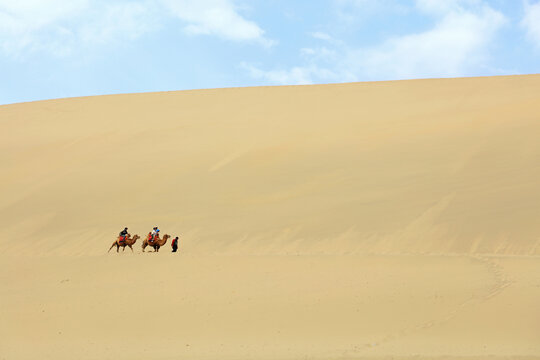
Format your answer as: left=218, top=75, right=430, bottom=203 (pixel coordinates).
left=415, top=0, right=482, bottom=15
left=160, top=0, right=274, bottom=46
left=79, top=2, right=159, bottom=45
left=241, top=62, right=336, bottom=85
left=245, top=1, right=505, bottom=84
left=0, top=0, right=158, bottom=56
left=0, top=0, right=272, bottom=57
left=301, top=48, right=316, bottom=56
left=0, top=0, right=89, bottom=32
left=333, top=0, right=409, bottom=20
left=0, top=0, right=88, bottom=55
left=243, top=44, right=339, bottom=85
left=522, top=1, right=540, bottom=47
left=300, top=46, right=337, bottom=61
left=334, top=0, right=404, bottom=11
left=346, top=5, right=506, bottom=80
left=310, top=31, right=332, bottom=41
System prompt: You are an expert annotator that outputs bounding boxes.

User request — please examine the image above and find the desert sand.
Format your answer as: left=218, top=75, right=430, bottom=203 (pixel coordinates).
left=1, top=75, right=539, bottom=359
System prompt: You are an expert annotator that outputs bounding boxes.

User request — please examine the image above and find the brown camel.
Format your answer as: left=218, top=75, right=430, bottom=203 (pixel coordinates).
left=108, top=234, right=140, bottom=253
left=142, top=233, right=170, bottom=252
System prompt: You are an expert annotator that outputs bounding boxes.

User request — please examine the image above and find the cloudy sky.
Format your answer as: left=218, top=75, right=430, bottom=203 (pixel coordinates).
left=1, top=0, right=540, bottom=104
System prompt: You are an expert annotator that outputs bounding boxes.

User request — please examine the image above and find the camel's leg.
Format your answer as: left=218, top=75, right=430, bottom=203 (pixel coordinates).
left=128, top=244, right=134, bottom=252
left=108, top=242, right=117, bottom=253
left=142, top=243, right=146, bottom=252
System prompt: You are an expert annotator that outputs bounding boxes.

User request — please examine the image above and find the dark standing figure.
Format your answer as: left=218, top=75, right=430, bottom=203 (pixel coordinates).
left=172, top=236, right=179, bottom=252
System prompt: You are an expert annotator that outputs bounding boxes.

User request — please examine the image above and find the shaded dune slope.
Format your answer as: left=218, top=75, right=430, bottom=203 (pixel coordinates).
left=1, top=75, right=540, bottom=255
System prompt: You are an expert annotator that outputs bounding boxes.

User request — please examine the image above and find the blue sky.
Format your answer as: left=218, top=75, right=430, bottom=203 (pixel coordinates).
left=1, top=0, right=540, bottom=105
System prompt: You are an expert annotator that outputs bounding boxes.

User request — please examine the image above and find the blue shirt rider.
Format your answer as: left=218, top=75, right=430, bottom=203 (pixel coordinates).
left=151, top=227, right=160, bottom=242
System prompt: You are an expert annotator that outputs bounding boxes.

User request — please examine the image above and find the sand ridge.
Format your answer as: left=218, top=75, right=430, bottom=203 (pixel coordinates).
left=1, top=75, right=540, bottom=359
left=2, top=75, right=540, bottom=257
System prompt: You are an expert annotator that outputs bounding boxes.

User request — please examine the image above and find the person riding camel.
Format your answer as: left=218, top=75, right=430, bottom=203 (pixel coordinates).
left=150, top=226, right=160, bottom=243
left=119, top=227, right=128, bottom=244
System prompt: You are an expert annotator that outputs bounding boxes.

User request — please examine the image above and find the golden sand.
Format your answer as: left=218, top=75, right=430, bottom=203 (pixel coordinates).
left=1, top=75, right=539, bottom=359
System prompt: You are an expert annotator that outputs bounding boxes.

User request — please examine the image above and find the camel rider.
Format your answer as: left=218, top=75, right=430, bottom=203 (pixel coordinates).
left=151, top=227, right=160, bottom=242
left=119, top=227, right=128, bottom=243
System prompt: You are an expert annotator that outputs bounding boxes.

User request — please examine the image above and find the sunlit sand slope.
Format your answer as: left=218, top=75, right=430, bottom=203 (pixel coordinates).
left=1, top=254, right=539, bottom=359
left=1, top=76, right=540, bottom=359
left=1, top=75, right=540, bottom=255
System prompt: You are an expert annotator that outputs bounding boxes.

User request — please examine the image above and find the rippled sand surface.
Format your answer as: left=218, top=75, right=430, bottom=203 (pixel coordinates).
left=1, top=75, right=539, bottom=359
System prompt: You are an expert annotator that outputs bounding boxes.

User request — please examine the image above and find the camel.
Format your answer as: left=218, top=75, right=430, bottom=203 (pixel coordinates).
left=142, top=233, right=170, bottom=252
left=108, top=234, right=140, bottom=253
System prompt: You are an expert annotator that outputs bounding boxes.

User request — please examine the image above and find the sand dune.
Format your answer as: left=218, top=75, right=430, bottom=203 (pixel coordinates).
left=1, top=75, right=539, bottom=359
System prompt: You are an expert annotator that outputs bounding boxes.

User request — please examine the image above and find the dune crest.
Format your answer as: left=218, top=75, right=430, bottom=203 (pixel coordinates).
left=1, top=76, right=540, bottom=359
left=2, top=75, right=540, bottom=256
